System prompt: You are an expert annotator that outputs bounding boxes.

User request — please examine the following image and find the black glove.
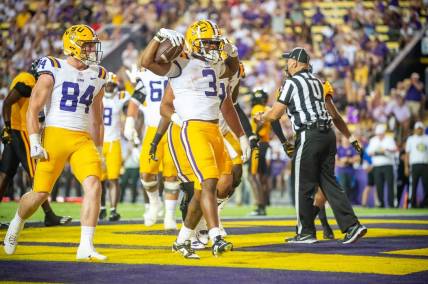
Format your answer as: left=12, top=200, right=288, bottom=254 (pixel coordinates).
left=350, top=139, right=363, bottom=154
left=149, top=133, right=163, bottom=162
left=1, top=125, right=12, bottom=145
left=249, top=135, right=259, bottom=150
left=149, top=142, right=158, bottom=162
left=282, top=141, right=295, bottom=158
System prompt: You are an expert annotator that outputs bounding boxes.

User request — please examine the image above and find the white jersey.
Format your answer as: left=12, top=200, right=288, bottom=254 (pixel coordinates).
left=36, top=56, right=106, bottom=132
left=218, top=71, right=240, bottom=135
left=405, top=134, right=428, bottom=165
left=166, top=54, right=226, bottom=121
left=135, top=70, right=168, bottom=127
left=103, top=91, right=130, bottom=142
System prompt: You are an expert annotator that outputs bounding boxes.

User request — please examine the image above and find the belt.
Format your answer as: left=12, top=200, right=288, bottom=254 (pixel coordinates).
left=297, top=120, right=331, bottom=133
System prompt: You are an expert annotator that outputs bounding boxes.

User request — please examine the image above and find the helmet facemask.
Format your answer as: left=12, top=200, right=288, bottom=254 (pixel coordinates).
left=193, top=38, right=222, bottom=63
left=79, top=40, right=103, bottom=66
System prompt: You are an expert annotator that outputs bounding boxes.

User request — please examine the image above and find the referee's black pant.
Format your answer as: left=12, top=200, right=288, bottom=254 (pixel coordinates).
left=409, top=163, right=428, bottom=208
left=291, top=128, right=358, bottom=235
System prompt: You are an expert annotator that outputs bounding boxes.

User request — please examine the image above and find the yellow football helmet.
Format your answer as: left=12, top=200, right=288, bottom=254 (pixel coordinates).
left=185, top=20, right=222, bottom=62
left=63, top=24, right=102, bottom=66
left=105, top=72, right=119, bottom=97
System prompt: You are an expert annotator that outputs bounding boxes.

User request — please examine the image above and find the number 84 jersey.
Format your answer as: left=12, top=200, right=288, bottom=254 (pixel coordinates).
left=36, top=56, right=107, bottom=132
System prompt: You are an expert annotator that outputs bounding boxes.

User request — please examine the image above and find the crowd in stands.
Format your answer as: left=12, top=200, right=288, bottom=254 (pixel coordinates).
left=1, top=0, right=427, bottom=208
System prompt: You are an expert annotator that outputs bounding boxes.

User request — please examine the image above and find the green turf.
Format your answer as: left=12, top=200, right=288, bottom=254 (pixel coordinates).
left=0, top=202, right=427, bottom=223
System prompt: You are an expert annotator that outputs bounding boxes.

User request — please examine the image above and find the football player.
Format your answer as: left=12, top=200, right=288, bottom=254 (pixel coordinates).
left=250, top=89, right=271, bottom=216
left=140, top=20, right=250, bottom=258
left=99, top=72, right=133, bottom=222
left=4, top=24, right=107, bottom=260
left=0, top=61, right=72, bottom=227
left=124, top=68, right=180, bottom=230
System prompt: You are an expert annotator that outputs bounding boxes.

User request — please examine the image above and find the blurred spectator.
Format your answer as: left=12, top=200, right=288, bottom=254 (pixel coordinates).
left=336, top=136, right=360, bottom=203
left=121, top=41, right=139, bottom=70
left=367, top=124, right=398, bottom=207
left=120, top=142, right=140, bottom=203
left=405, top=122, right=428, bottom=208
left=405, top=73, right=425, bottom=120
left=385, top=89, right=411, bottom=143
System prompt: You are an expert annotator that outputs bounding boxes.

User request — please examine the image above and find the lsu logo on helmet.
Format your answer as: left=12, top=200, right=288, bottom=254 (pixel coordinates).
left=185, top=20, right=222, bottom=62
left=63, top=24, right=103, bottom=66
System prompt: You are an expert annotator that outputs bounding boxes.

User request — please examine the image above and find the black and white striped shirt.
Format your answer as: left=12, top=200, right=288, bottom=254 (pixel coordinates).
left=278, top=70, right=330, bottom=131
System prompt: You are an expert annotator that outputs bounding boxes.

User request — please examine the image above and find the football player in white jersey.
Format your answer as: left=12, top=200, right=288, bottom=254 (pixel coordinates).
left=124, top=69, right=180, bottom=230
left=140, top=20, right=251, bottom=258
left=100, top=72, right=133, bottom=221
left=4, top=24, right=107, bottom=260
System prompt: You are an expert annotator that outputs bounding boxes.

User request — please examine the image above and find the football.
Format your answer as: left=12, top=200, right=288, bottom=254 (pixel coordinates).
left=154, top=38, right=183, bottom=63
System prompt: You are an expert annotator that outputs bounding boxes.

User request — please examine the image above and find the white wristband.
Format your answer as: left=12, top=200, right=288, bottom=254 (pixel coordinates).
left=29, top=133, right=41, bottom=148
left=349, top=135, right=357, bottom=143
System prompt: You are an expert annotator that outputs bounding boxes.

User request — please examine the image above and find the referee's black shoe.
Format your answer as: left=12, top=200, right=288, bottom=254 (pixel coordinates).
left=286, top=234, right=318, bottom=244
left=342, top=223, right=367, bottom=244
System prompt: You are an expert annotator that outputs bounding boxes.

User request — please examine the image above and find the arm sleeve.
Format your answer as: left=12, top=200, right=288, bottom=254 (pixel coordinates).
left=271, top=119, right=287, bottom=143
left=36, top=56, right=58, bottom=79
left=277, top=80, right=294, bottom=105
left=14, top=82, right=32, bottom=97
left=234, top=102, right=254, bottom=137
left=132, top=79, right=147, bottom=105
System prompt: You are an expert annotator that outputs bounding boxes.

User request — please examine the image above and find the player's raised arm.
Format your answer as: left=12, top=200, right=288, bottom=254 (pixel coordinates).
left=26, top=74, right=53, bottom=159
left=220, top=39, right=239, bottom=79
left=139, top=29, right=184, bottom=76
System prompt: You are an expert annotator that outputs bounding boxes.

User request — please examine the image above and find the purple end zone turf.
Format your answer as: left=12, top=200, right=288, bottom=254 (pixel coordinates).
left=1, top=261, right=427, bottom=284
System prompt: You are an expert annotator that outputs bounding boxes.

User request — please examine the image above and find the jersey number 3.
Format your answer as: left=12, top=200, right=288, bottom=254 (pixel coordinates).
left=60, top=81, right=95, bottom=113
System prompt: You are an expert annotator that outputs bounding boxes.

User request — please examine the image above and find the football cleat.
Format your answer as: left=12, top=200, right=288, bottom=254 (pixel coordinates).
left=172, top=240, right=200, bottom=259
left=212, top=236, right=233, bottom=256
left=286, top=234, right=318, bottom=244
left=99, top=208, right=107, bottom=221
left=196, top=230, right=209, bottom=246
left=44, top=215, right=72, bottom=227
left=3, top=221, right=24, bottom=255
left=342, top=223, right=367, bottom=244
left=76, top=246, right=107, bottom=261
left=109, top=211, right=121, bottom=222
left=190, top=236, right=206, bottom=250
left=144, top=201, right=163, bottom=227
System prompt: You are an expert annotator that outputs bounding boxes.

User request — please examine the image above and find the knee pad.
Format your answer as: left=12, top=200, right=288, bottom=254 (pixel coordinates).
left=164, top=181, right=180, bottom=194
left=140, top=179, right=158, bottom=190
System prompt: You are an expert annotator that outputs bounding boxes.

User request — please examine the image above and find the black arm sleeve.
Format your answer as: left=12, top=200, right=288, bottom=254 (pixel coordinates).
left=234, top=102, right=254, bottom=137
left=14, top=82, right=32, bottom=97
left=271, top=119, right=287, bottom=144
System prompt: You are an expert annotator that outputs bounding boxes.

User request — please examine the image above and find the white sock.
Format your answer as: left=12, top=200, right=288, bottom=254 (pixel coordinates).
left=164, top=199, right=177, bottom=218
left=10, top=211, right=25, bottom=231
left=217, top=197, right=229, bottom=211
left=110, top=207, right=116, bottom=212
left=100, top=206, right=106, bottom=210
left=195, top=218, right=207, bottom=232
left=80, top=226, right=95, bottom=250
left=177, top=225, right=193, bottom=244
left=147, top=190, right=160, bottom=204
left=208, top=227, right=221, bottom=242
left=144, top=203, right=150, bottom=212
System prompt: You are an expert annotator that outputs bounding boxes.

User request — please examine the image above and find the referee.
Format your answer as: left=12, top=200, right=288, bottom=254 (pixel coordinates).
left=256, top=47, right=367, bottom=244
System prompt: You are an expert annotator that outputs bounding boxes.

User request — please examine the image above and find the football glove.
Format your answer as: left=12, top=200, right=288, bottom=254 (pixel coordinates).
left=124, top=117, right=139, bottom=143
left=283, top=141, right=295, bottom=158
left=155, top=28, right=184, bottom=47
left=239, top=135, right=251, bottom=163
left=125, top=64, right=139, bottom=84
left=1, top=126, right=12, bottom=144
left=349, top=135, right=363, bottom=154
left=248, top=135, right=259, bottom=150
left=222, top=38, right=238, bottom=57
left=29, top=134, right=48, bottom=160
left=149, top=133, right=163, bottom=162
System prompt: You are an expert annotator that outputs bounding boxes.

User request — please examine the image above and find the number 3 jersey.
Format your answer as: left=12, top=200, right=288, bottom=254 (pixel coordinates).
left=36, top=56, right=107, bottom=132
left=166, top=54, right=226, bottom=121
left=103, top=91, right=131, bottom=142
left=135, top=69, right=168, bottom=127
